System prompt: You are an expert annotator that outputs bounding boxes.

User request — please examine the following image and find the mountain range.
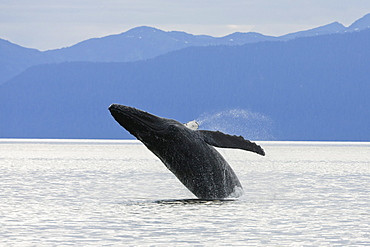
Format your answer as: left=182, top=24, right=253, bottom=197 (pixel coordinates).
left=1, top=13, right=370, bottom=85
left=0, top=13, right=370, bottom=141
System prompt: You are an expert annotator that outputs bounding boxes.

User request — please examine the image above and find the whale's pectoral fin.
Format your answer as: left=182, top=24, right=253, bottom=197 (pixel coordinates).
left=198, top=130, right=265, bottom=156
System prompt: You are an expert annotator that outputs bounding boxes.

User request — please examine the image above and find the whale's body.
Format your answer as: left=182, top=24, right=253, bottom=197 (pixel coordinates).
left=109, top=104, right=265, bottom=199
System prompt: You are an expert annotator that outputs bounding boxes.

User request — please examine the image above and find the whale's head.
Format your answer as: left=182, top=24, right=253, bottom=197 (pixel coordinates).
left=108, top=104, right=177, bottom=142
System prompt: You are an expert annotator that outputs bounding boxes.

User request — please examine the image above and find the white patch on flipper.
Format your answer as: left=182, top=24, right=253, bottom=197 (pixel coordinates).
left=184, top=120, right=199, bottom=130
left=227, top=186, right=244, bottom=199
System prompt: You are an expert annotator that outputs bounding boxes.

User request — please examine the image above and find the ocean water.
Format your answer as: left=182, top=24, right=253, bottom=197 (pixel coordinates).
left=0, top=139, right=369, bottom=246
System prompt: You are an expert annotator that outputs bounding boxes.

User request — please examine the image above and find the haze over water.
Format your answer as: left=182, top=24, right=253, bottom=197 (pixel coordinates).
left=1, top=139, right=369, bottom=246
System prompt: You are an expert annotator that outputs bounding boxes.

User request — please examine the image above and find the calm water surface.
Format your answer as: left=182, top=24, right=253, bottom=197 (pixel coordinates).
left=0, top=139, right=369, bottom=246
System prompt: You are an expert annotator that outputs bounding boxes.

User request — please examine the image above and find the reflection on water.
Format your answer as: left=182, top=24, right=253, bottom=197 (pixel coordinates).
left=0, top=139, right=369, bottom=246
left=154, top=199, right=237, bottom=204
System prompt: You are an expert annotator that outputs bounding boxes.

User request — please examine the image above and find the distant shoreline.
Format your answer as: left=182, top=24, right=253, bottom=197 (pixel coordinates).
left=1, top=138, right=369, bottom=145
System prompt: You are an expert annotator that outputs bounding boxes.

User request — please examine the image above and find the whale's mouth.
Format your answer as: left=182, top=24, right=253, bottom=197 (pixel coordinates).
left=109, top=104, right=167, bottom=132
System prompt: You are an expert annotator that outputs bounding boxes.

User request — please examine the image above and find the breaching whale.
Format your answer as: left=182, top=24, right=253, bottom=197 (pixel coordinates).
left=109, top=104, right=265, bottom=199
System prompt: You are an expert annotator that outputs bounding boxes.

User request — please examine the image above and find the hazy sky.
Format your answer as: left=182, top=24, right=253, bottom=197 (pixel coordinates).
left=1, top=0, right=370, bottom=51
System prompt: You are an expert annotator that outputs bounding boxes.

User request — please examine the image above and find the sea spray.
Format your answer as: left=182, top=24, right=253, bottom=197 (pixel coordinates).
left=196, top=109, right=274, bottom=140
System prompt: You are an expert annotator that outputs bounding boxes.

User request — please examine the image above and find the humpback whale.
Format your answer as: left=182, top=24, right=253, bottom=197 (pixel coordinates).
left=109, top=104, right=265, bottom=199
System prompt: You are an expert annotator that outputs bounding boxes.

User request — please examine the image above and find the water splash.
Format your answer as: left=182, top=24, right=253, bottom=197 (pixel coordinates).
left=196, top=109, right=274, bottom=140
left=184, top=120, right=199, bottom=130
left=226, top=186, right=244, bottom=199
